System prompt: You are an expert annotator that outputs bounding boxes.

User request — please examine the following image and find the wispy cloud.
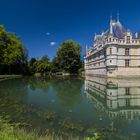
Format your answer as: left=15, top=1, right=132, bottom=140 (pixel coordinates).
left=50, top=41, right=56, bottom=46
left=46, top=32, right=50, bottom=36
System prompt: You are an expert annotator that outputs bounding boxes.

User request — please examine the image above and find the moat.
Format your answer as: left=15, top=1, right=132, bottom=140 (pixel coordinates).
left=0, top=77, right=140, bottom=139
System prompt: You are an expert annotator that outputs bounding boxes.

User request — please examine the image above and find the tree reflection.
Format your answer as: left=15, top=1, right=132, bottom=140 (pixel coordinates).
left=51, top=78, right=83, bottom=108
left=0, top=78, right=29, bottom=121
left=28, top=77, right=50, bottom=92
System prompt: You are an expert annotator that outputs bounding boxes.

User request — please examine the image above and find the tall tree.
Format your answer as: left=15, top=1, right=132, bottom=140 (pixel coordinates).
left=56, top=40, right=82, bottom=73
left=0, top=25, right=28, bottom=74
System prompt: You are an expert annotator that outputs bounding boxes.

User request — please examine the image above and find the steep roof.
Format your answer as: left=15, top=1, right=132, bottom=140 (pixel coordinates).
left=111, top=20, right=126, bottom=39
left=94, top=19, right=127, bottom=47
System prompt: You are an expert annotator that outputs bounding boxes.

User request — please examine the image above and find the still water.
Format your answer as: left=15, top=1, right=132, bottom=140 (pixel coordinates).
left=0, top=76, right=140, bottom=139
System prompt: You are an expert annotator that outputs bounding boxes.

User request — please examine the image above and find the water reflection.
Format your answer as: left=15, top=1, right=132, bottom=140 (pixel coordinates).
left=85, top=76, right=140, bottom=139
left=0, top=77, right=87, bottom=138
left=50, top=79, right=83, bottom=108
left=0, top=77, right=140, bottom=139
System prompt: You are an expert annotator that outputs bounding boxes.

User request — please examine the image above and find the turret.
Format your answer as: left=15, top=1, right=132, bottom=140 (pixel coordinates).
left=85, top=45, right=88, bottom=56
left=117, top=12, right=120, bottom=23
left=110, top=16, right=113, bottom=35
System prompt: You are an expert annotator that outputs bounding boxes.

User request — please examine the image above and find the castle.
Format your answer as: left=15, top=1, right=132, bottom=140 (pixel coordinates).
left=85, top=15, right=140, bottom=77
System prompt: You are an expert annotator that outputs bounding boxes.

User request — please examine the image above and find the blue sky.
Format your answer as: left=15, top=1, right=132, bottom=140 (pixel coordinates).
left=0, top=0, right=140, bottom=59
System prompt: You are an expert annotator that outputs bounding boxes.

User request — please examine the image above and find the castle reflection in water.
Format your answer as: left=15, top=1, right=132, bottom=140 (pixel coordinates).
left=85, top=76, right=140, bottom=121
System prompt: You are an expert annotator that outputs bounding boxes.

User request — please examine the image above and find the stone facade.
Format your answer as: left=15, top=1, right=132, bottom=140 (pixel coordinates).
left=85, top=17, right=140, bottom=77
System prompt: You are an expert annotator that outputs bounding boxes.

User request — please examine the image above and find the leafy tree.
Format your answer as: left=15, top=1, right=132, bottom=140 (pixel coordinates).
left=35, top=60, right=50, bottom=74
left=56, top=40, right=82, bottom=73
left=0, top=25, right=28, bottom=74
left=28, top=58, right=37, bottom=74
left=41, top=55, right=50, bottom=63
left=50, top=57, right=60, bottom=73
left=28, top=55, right=50, bottom=75
left=29, top=58, right=37, bottom=66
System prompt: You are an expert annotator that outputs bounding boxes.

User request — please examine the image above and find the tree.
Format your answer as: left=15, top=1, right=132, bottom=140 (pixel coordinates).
left=28, top=55, right=50, bottom=75
left=0, top=25, right=28, bottom=74
left=56, top=40, right=82, bottom=73
left=41, top=55, right=50, bottom=63
left=28, top=58, right=37, bottom=74
left=50, top=57, right=60, bottom=73
left=35, top=60, right=50, bottom=75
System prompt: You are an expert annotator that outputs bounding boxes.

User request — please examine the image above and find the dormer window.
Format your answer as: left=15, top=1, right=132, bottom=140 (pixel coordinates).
left=126, top=36, right=130, bottom=43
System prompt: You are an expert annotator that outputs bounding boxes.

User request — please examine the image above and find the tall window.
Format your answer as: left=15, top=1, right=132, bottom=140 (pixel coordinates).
left=125, top=48, right=129, bottom=56
left=109, top=48, right=112, bottom=55
left=125, top=88, right=130, bottom=95
left=125, top=59, right=130, bottom=67
left=127, top=36, right=130, bottom=43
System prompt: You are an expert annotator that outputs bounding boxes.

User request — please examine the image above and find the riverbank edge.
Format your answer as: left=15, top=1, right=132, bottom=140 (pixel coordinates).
left=0, top=75, right=22, bottom=82
left=0, top=118, right=87, bottom=140
left=0, top=118, right=53, bottom=140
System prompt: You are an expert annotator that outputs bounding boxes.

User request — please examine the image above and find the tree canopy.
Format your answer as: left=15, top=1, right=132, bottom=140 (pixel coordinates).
left=29, top=55, right=50, bottom=75
left=56, top=40, right=82, bottom=73
left=0, top=25, right=28, bottom=74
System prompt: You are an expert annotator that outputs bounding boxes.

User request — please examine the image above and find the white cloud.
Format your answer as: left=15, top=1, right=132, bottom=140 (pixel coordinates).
left=46, top=32, right=50, bottom=36
left=50, top=41, right=56, bottom=46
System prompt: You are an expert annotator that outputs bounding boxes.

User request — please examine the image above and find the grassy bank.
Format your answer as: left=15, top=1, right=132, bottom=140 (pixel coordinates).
left=0, top=75, right=22, bottom=82
left=0, top=119, right=89, bottom=140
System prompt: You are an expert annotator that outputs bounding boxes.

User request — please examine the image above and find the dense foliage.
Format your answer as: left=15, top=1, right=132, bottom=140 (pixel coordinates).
left=28, top=55, right=50, bottom=75
left=0, top=25, right=28, bottom=74
left=56, top=40, right=82, bottom=73
left=29, top=40, right=83, bottom=75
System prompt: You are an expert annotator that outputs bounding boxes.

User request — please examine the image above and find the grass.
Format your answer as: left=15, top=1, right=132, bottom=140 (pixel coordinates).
left=0, top=118, right=85, bottom=140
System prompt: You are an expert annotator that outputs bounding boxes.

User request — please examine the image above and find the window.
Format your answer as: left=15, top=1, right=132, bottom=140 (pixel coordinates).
left=109, top=48, right=112, bottom=55
left=125, top=48, right=129, bottom=56
left=110, top=60, right=112, bottom=63
left=127, top=36, right=130, bottom=43
left=126, top=99, right=130, bottom=106
left=125, top=88, right=130, bottom=95
left=125, top=59, right=130, bottom=67
left=110, top=100, right=112, bottom=107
